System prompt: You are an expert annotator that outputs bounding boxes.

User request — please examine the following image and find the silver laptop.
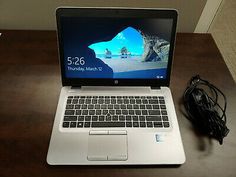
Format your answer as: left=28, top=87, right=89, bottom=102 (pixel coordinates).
left=47, top=7, right=185, bottom=165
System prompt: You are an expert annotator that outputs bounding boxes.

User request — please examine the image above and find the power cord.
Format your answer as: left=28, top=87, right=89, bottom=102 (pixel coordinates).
left=183, top=75, right=229, bottom=144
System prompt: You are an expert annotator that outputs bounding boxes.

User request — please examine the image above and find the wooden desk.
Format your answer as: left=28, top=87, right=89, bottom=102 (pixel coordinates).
left=0, top=30, right=236, bottom=177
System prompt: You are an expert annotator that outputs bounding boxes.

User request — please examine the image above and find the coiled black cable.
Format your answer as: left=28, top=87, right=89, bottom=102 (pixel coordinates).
left=183, top=75, right=229, bottom=144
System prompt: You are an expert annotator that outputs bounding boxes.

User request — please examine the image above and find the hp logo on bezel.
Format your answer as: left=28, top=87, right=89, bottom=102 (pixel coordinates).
left=114, top=80, right=118, bottom=84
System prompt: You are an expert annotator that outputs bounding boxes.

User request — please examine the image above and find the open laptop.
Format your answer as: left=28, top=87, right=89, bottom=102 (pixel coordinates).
left=47, top=7, right=185, bottom=165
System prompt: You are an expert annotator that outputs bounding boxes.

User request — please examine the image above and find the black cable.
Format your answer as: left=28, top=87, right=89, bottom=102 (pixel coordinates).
left=183, top=75, right=229, bottom=144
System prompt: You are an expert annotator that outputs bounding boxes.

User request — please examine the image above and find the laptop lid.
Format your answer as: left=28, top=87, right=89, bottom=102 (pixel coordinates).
left=56, top=7, right=177, bottom=87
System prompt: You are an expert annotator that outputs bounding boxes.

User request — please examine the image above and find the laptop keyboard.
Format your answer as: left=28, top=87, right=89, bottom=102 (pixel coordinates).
left=62, top=96, right=169, bottom=128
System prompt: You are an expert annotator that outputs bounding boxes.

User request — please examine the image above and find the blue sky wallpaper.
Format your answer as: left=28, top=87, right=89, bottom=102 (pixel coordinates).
left=89, top=27, right=144, bottom=56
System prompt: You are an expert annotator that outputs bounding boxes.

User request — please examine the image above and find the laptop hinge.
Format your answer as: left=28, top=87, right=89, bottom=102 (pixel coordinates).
left=71, top=86, right=81, bottom=89
left=151, top=86, right=161, bottom=90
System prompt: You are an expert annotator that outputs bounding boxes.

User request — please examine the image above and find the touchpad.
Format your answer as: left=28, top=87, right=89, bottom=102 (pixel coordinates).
left=87, top=131, right=128, bottom=161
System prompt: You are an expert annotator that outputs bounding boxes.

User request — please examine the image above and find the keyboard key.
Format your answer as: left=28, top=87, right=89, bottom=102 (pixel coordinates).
left=116, top=110, right=121, bottom=115
left=92, top=99, right=98, bottom=104
left=124, top=99, right=129, bottom=104
left=70, top=122, right=77, bottom=128
left=72, top=99, right=78, bottom=104
left=161, top=110, right=167, bottom=115
left=112, top=115, right=118, bottom=121
left=85, top=99, right=91, bottom=104
left=81, top=105, right=87, bottom=109
left=75, top=110, right=81, bottom=115
left=126, top=115, right=131, bottom=121
left=159, top=100, right=165, bottom=104
left=96, top=110, right=102, bottom=115
left=108, top=105, right=113, bottom=109
left=102, top=110, right=108, bottom=115
left=66, top=104, right=74, bottom=109
left=101, top=105, right=107, bottom=109
left=62, top=122, right=70, bottom=128
left=78, top=116, right=84, bottom=121
left=82, top=110, right=88, bottom=115
left=106, top=114, right=112, bottom=121
left=88, top=104, right=94, bottom=109
left=146, top=105, right=152, bottom=109
left=67, top=99, right=72, bottom=104
left=152, top=105, right=159, bottom=109
left=84, top=122, right=91, bottom=127
left=154, top=122, right=163, bottom=128
left=85, top=116, right=91, bottom=121
left=126, top=122, right=132, bottom=127
left=75, top=105, right=81, bottom=109
left=79, top=99, right=85, bottom=104
left=132, top=116, right=138, bottom=121
left=105, top=99, right=110, bottom=104
left=146, top=116, right=161, bottom=121
left=108, top=110, right=115, bottom=115
left=98, top=99, right=104, bottom=104
left=136, top=99, right=141, bottom=104
left=89, top=110, right=95, bottom=115
left=65, top=110, right=75, bottom=115
left=129, top=110, right=135, bottom=115
left=99, top=115, right=105, bottom=121
left=140, top=122, right=146, bottom=127
left=119, top=115, right=125, bottom=121
left=149, top=100, right=158, bottom=104
left=114, top=105, right=120, bottom=109
left=163, top=122, right=170, bottom=128
left=140, top=105, right=145, bottom=109
left=133, top=122, right=139, bottom=127
left=130, top=99, right=135, bottom=104
left=77, top=122, right=83, bottom=127
left=64, top=116, right=77, bottom=121
left=162, top=116, right=168, bottom=121
left=91, top=122, right=125, bottom=127
left=92, top=116, right=98, bottom=121
left=127, top=105, right=132, bottom=109
left=139, top=116, right=145, bottom=121
left=160, top=105, right=166, bottom=109
left=148, top=110, right=161, bottom=115
left=111, top=99, right=116, bottom=104
left=142, top=110, right=148, bottom=115
left=121, top=105, right=126, bottom=109
left=117, top=99, right=123, bottom=104
left=135, top=110, right=141, bottom=115
left=147, top=122, right=153, bottom=127
left=142, top=99, right=148, bottom=104
left=95, top=104, right=100, bottom=109
left=122, top=110, right=128, bottom=115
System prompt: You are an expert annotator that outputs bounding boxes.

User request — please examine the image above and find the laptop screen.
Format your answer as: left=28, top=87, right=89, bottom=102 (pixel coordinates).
left=61, top=17, right=173, bottom=79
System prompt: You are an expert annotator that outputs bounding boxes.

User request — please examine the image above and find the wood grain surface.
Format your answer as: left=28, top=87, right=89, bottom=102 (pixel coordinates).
left=0, top=30, right=235, bottom=177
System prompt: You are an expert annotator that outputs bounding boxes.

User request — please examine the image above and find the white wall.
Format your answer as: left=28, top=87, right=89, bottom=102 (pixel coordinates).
left=0, top=0, right=207, bottom=32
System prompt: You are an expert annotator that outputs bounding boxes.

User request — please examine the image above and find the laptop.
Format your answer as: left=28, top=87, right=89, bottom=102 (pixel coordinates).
left=47, top=7, right=185, bottom=165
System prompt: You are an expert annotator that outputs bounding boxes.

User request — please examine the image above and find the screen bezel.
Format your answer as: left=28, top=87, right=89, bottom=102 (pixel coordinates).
left=56, top=7, right=178, bottom=87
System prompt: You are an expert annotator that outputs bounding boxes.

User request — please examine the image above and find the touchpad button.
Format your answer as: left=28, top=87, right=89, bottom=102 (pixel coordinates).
left=87, top=132, right=128, bottom=161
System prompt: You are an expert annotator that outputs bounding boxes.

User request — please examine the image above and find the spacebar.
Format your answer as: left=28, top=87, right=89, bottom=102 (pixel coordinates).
left=91, top=122, right=125, bottom=127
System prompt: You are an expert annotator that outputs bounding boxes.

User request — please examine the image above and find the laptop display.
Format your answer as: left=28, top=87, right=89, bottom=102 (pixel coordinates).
left=47, top=8, right=186, bottom=165
left=60, top=17, right=174, bottom=79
